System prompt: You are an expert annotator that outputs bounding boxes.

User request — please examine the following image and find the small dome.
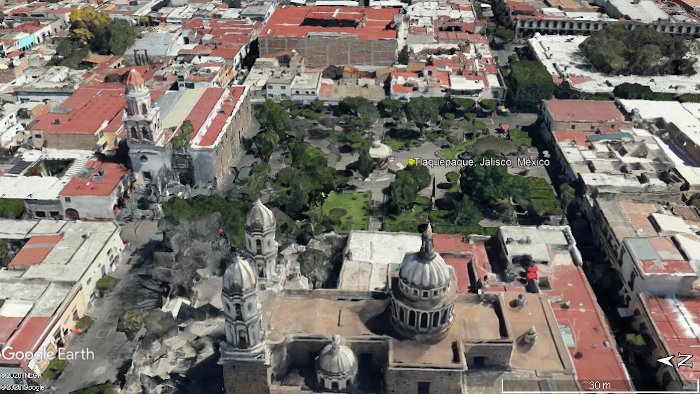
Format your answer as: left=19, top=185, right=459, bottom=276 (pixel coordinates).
left=223, top=255, right=257, bottom=294
left=399, top=224, right=450, bottom=290
left=125, top=69, right=145, bottom=92
left=246, top=199, right=276, bottom=232
left=317, top=335, right=357, bottom=376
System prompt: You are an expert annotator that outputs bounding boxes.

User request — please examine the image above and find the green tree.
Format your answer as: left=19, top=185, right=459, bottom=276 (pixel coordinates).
left=338, top=97, right=379, bottom=131
left=460, top=157, right=512, bottom=205
left=479, top=99, right=499, bottom=113
left=171, top=120, right=193, bottom=150
left=310, top=99, right=324, bottom=112
left=508, top=60, right=555, bottom=111
left=403, top=164, right=431, bottom=191
left=378, top=98, right=404, bottom=120
left=451, top=98, right=476, bottom=114
left=254, top=130, right=279, bottom=160
left=256, top=100, right=289, bottom=135
left=579, top=25, right=695, bottom=76
left=612, top=83, right=673, bottom=100
left=494, top=26, right=515, bottom=43
left=390, top=171, right=417, bottom=212
left=357, top=143, right=373, bottom=178
left=559, top=183, right=576, bottom=209
left=283, top=182, right=309, bottom=218
left=117, top=310, right=144, bottom=341
left=453, top=197, right=482, bottom=226
left=0, top=199, right=24, bottom=218
left=405, top=97, right=440, bottom=131
left=322, top=65, right=343, bottom=80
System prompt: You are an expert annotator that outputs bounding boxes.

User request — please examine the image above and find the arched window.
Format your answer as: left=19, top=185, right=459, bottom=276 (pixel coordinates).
left=408, top=310, right=416, bottom=326
left=256, top=239, right=262, bottom=254
left=331, top=382, right=339, bottom=390
left=141, top=103, right=148, bottom=114
left=399, top=306, right=405, bottom=322
left=420, top=313, right=428, bottom=328
left=235, top=303, right=242, bottom=320
left=130, top=127, right=138, bottom=139
left=142, top=127, right=150, bottom=140
left=237, top=330, right=248, bottom=349
left=432, top=312, right=440, bottom=327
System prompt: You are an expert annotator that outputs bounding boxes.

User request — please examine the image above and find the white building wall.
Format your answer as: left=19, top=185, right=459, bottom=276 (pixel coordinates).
left=619, top=244, right=698, bottom=299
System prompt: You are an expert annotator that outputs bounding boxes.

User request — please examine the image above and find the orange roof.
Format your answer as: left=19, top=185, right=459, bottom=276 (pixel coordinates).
left=126, top=69, right=145, bottom=87
left=31, top=86, right=125, bottom=135
left=197, top=86, right=246, bottom=147
left=260, top=6, right=399, bottom=41
left=9, top=235, right=63, bottom=268
left=60, top=160, right=128, bottom=197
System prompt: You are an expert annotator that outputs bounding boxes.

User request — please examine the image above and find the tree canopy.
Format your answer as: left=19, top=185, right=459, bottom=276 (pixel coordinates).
left=389, top=164, right=432, bottom=212
left=579, top=25, right=695, bottom=76
left=378, top=98, right=404, bottom=120
left=507, top=59, right=555, bottom=111
left=405, top=97, right=441, bottom=130
left=253, top=130, right=279, bottom=160
left=171, top=120, right=193, bottom=151
left=256, top=100, right=290, bottom=136
left=69, top=7, right=111, bottom=43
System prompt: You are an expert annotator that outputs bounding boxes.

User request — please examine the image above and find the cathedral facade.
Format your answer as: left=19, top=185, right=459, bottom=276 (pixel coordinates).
left=220, top=202, right=580, bottom=394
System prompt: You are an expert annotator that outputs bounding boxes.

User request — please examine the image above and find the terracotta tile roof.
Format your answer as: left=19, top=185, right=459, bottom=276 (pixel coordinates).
left=60, top=160, right=128, bottom=197
left=260, top=6, right=399, bottom=41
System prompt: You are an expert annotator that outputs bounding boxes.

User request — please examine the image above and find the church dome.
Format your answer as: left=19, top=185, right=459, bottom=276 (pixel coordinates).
left=317, top=335, right=357, bottom=376
left=246, top=199, right=276, bottom=232
left=399, top=224, right=450, bottom=290
left=223, top=255, right=257, bottom=294
left=125, top=69, right=145, bottom=92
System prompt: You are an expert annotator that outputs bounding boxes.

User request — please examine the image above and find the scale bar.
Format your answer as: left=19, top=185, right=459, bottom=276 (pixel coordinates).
left=501, top=379, right=700, bottom=394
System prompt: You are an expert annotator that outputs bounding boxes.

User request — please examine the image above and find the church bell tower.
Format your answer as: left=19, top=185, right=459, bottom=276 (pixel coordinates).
left=220, top=254, right=271, bottom=394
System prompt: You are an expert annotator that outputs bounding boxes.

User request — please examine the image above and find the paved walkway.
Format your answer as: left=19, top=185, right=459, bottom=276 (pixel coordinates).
left=52, top=222, right=159, bottom=393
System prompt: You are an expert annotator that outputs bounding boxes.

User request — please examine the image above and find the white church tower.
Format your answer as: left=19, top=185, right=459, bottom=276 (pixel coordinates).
left=124, top=69, right=172, bottom=186
left=245, top=199, right=278, bottom=281
left=220, top=255, right=271, bottom=394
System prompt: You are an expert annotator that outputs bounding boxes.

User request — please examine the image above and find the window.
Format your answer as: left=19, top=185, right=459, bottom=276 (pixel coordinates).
left=418, top=381, right=430, bottom=394
left=50, top=211, right=59, bottom=217
left=432, top=312, right=440, bottom=326
left=140, top=155, right=148, bottom=163
left=422, top=291, right=428, bottom=298
left=628, top=270, right=638, bottom=289
left=408, top=310, right=416, bottom=326
left=72, top=309, right=79, bottom=321
left=570, top=124, right=576, bottom=130
left=420, top=313, right=428, bottom=328
left=34, top=133, right=42, bottom=139
left=130, top=127, right=138, bottom=139
left=235, top=303, right=242, bottom=320
left=142, top=127, right=150, bottom=140
left=471, top=356, right=486, bottom=368
left=143, top=171, right=152, bottom=180
left=331, top=382, right=339, bottom=390
left=256, top=239, right=262, bottom=254
left=35, top=211, right=46, bottom=218
left=86, top=277, right=92, bottom=286
left=64, top=197, right=71, bottom=203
